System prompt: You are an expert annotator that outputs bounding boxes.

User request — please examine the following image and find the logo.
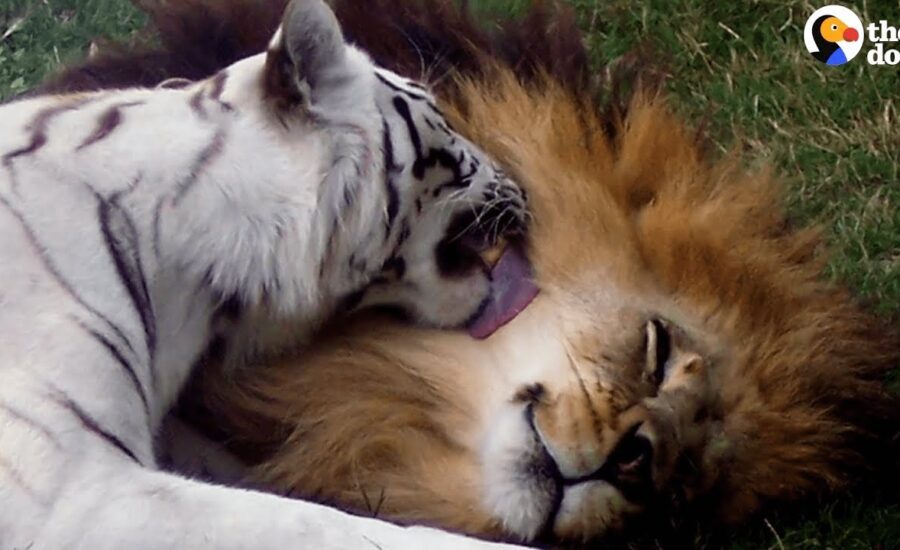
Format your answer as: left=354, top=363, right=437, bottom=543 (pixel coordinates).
left=804, top=5, right=864, bottom=65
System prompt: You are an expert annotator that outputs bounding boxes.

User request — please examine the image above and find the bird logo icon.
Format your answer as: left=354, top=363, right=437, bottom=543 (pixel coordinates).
left=804, top=6, right=864, bottom=65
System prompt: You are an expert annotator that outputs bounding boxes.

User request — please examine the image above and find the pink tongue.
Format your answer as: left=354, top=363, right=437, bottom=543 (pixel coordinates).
left=467, top=245, right=540, bottom=340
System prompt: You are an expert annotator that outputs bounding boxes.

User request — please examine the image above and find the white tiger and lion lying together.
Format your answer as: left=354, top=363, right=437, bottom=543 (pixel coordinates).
left=4, top=0, right=899, bottom=548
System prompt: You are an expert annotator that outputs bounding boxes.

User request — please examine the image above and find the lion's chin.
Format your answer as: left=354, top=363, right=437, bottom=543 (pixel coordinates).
left=552, top=480, right=641, bottom=540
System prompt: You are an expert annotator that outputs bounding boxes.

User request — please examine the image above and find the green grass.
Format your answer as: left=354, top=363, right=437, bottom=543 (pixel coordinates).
left=574, top=0, right=900, bottom=318
left=2, top=0, right=897, bottom=548
left=0, top=0, right=145, bottom=98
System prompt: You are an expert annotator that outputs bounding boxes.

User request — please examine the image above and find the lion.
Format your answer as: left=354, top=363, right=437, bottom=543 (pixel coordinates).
left=40, top=0, right=898, bottom=545
left=197, top=85, right=899, bottom=543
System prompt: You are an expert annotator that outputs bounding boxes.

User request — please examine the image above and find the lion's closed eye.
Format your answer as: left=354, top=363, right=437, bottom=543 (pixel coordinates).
left=644, top=319, right=672, bottom=388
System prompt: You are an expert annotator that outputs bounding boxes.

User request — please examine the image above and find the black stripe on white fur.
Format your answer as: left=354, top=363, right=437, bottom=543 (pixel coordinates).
left=0, top=194, right=138, bottom=358
left=0, top=400, right=61, bottom=449
left=49, top=389, right=142, bottom=464
left=71, top=317, right=150, bottom=420
left=98, top=192, right=157, bottom=364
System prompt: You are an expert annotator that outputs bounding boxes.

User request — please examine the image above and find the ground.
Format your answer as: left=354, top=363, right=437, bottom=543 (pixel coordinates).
left=1, top=0, right=897, bottom=547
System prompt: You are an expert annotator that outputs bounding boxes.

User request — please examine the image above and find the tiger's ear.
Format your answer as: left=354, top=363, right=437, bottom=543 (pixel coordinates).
left=264, top=0, right=348, bottom=110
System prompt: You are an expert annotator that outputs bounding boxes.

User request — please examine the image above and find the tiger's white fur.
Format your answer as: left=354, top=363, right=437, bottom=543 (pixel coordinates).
left=0, top=0, right=526, bottom=548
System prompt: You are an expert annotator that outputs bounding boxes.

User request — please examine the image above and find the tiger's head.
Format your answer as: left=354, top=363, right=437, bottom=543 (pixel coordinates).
left=202, top=74, right=898, bottom=545
left=214, top=0, right=529, bottom=331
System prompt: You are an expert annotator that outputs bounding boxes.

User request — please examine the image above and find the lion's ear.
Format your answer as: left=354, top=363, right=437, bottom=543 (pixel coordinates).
left=264, top=0, right=348, bottom=109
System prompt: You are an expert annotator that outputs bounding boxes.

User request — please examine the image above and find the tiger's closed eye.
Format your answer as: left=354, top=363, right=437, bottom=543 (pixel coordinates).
left=644, top=318, right=671, bottom=386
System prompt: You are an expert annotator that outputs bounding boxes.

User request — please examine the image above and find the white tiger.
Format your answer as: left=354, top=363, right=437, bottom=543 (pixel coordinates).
left=0, top=0, right=528, bottom=548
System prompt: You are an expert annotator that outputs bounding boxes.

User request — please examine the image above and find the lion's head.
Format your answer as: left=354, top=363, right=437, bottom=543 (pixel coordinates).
left=204, top=75, right=896, bottom=543
left=47, top=0, right=898, bottom=545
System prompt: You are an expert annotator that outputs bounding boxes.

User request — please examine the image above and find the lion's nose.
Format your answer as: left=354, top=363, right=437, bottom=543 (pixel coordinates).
left=529, top=399, right=654, bottom=490
left=529, top=398, right=608, bottom=480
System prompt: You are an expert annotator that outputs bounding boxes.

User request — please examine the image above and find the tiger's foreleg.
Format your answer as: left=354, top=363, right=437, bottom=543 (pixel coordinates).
left=28, top=461, right=522, bottom=549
